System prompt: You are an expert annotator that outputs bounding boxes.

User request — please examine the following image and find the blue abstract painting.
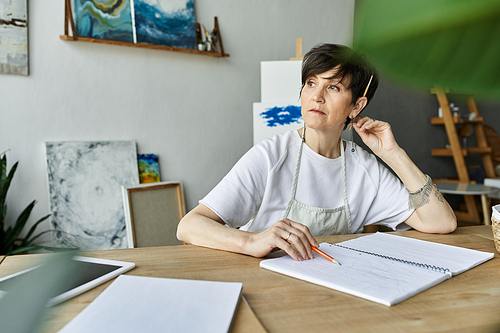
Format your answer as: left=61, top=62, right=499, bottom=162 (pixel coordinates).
left=260, top=105, right=302, bottom=127
left=74, top=0, right=134, bottom=43
left=132, top=0, right=196, bottom=49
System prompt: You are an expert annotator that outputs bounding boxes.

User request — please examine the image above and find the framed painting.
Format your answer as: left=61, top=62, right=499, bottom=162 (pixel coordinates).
left=0, top=0, right=28, bottom=75
left=137, top=154, right=160, bottom=183
left=122, top=181, right=186, bottom=248
left=73, top=0, right=134, bottom=42
left=45, top=141, right=140, bottom=251
left=132, top=0, right=196, bottom=49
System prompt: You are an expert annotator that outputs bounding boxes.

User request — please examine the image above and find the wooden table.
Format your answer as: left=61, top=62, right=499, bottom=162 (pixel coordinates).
left=1, top=226, right=499, bottom=333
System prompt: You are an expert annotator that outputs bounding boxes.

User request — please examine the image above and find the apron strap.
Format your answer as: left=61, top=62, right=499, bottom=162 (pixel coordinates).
left=340, top=139, right=352, bottom=224
left=283, top=123, right=306, bottom=219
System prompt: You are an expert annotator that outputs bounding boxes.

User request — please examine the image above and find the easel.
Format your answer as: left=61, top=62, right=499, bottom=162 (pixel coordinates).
left=431, top=86, right=495, bottom=223
left=290, top=38, right=303, bottom=60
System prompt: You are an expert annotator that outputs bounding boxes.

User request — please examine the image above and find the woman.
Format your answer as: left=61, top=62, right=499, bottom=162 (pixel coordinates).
left=177, top=44, right=456, bottom=261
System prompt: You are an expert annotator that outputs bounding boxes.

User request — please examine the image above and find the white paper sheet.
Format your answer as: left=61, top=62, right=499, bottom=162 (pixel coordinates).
left=58, top=275, right=242, bottom=333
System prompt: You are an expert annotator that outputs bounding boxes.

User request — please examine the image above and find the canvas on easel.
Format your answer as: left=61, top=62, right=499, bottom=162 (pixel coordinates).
left=253, top=60, right=303, bottom=145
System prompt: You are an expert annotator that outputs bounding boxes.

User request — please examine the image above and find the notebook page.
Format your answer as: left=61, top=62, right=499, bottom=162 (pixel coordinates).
left=335, top=232, right=494, bottom=275
left=260, top=243, right=450, bottom=306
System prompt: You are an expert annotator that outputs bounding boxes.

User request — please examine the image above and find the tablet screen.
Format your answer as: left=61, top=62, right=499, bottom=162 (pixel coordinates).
left=0, top=256, right=135, bottom=306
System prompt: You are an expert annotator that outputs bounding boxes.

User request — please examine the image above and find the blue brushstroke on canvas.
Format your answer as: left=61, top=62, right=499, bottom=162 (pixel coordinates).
left=260, top=105, right=302, bottom=127
left=133, top=0, right=196, bottom=49
left=74, top=0, right=134, bottom=43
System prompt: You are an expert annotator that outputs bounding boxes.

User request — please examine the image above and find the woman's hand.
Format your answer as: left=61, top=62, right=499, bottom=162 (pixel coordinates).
left=178, top=205, right=319, bottom=261
left=353, top=116, right=400, bottom=157
left=352, top=116, right=457, bottom=234
left=246, top=218, right=319, bottom=261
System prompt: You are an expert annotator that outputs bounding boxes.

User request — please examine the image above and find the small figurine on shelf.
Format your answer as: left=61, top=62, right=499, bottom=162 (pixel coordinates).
left=438, top=102, right=460, bottom=119
left=211, top=28, right=218, bottom=50
left=202, top=24, right=217, bottom=52
left=196, top=23, right=205, bottom=51
left=450, top=103, right=460, bottom=121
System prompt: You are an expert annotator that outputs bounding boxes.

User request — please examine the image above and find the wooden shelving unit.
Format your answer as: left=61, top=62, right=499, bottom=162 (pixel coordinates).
left=60, top=0, right=229, bottom=58
left=431, top=147, right=492, bottom=157
left=431, top=86, right=495, bottom=223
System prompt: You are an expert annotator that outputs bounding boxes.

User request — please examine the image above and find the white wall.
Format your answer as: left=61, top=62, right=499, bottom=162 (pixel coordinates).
left=0, top=0, right=354, bottom=243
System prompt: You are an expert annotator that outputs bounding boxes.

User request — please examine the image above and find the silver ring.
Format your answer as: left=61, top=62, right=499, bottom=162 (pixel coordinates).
left=285, top=232, right=291, bottom=242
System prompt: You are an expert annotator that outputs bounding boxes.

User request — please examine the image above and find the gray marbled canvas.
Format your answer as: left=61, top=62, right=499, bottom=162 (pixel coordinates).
left=45, top=141, right=139, bottom=250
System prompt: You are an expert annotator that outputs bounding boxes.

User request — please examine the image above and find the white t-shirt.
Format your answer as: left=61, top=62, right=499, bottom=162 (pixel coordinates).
left=201, top=130, right=413, bottom=234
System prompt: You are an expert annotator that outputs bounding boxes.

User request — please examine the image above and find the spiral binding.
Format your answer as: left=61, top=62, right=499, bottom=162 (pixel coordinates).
left=332, top=244, right=451, bottom=275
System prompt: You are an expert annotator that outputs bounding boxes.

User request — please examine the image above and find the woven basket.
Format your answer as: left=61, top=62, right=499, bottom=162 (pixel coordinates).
left=492, top=204, right=500, bottom=254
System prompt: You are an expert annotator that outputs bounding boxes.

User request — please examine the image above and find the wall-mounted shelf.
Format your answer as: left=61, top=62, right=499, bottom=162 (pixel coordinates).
left=431, top=147, right=491, bottom=157
left=59, top=34, right=229, bottom=57
left=430, top=116, right=484, bottom=125
left=61, top=0, right=229, bottom=58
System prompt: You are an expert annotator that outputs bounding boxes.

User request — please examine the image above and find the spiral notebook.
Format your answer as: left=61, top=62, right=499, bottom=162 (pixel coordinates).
left=260, top=232, right=494, bottom=306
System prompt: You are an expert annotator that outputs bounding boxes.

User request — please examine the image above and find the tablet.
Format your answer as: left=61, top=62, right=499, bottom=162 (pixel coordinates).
left=0, top=256, right=135, bottom=306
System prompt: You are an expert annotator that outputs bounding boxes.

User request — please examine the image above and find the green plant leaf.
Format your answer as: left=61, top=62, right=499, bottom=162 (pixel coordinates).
left=0, top=160, right=18, bottom=212
left=36, top=245, right=79, bottom=252
left=7, top=243, right=78, bottom=255
left=1, top=156, right=18, bottom=232
left=4, top=200, right=35, bottom=250
left=7, top=244, right=41, bottom=255
left=0, top=154, right=6, bottom=181
left=21, top=214, right=51, bottom=246
left=22, top=229, right=52, bottom=247
left=0, top=204, right=5, bottom=232
left=353, top=0, right=500, bottom=98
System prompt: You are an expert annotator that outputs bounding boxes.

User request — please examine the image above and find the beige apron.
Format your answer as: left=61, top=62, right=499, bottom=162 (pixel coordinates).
left=283, top=126, right=352, bottom=236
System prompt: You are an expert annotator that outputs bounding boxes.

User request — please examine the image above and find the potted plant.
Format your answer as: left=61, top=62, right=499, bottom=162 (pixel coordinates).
left=0, top=153, right=51, bottom=255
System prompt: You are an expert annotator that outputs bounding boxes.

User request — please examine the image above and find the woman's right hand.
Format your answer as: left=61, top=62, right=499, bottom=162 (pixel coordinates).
left=246, top=218, right=319, bottom=261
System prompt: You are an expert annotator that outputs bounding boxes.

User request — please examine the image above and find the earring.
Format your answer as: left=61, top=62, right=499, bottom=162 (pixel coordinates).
left=349, top=117, right=355, bottom=152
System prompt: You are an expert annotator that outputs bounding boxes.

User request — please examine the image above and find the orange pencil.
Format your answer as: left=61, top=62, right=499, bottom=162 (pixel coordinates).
left=312, top=246, right=341, bottom=265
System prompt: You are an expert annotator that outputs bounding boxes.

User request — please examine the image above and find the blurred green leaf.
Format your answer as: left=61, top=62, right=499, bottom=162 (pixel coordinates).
left=354, top=0, right=500, bottom=98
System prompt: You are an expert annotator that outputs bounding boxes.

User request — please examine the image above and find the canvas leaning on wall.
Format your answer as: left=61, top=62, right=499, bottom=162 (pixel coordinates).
left=45, top=141, right=140, bottom=251
left=138, top=154, right=160, bottom=184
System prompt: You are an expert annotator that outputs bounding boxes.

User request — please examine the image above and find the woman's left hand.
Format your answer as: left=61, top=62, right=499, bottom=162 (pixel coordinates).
left=353, top=116, right=399, bottom=157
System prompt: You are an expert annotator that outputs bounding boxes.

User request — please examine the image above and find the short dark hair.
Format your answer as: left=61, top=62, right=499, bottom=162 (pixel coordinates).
left=301, top=43, right=379, bottom=114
